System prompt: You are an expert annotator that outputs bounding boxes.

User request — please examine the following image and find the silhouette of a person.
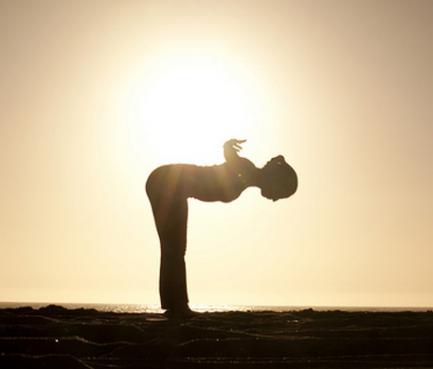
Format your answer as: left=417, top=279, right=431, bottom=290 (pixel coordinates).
left=146, top=139, right=297, bottom=317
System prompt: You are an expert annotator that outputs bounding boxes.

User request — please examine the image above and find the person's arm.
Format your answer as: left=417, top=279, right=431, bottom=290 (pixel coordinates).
left=223, top=139, right=260, bottom=186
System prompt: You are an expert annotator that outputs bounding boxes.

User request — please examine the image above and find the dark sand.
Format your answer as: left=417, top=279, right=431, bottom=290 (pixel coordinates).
left=1, top=305, right=433, bottom=368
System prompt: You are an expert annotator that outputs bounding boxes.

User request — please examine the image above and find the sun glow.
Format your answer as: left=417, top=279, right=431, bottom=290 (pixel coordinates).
left=125, top=52, right=264, bottom=165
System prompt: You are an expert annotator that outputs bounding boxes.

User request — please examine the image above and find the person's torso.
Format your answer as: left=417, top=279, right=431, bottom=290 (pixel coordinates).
left=146, top=163, right=246, bottom=203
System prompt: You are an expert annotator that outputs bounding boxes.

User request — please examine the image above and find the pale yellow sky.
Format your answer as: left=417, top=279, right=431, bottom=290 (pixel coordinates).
left=1, top=0, right=432, bottom=307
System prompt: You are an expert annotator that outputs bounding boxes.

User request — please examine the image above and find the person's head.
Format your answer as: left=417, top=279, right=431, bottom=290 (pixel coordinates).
left=260, top=155, right=298, bottom=201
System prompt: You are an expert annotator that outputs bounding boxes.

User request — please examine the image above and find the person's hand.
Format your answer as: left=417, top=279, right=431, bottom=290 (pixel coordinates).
left=223, top=139, right=246, bottom=163
left=223, top=139, right=246, bottom=154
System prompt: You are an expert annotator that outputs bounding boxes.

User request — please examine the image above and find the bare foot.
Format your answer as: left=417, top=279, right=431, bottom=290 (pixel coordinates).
left=164, top=305, right=196, bottom=319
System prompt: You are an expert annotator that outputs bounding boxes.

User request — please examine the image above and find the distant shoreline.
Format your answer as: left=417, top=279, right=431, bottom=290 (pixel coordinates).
left=1, top=301, right=432, bottom=313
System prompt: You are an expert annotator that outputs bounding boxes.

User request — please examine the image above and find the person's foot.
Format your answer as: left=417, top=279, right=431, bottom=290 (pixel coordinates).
left=164, top=305, right=196, bottom=319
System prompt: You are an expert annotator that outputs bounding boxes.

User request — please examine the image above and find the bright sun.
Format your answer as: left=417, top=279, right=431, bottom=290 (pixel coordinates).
left=125, top=52, right=264, bottom=165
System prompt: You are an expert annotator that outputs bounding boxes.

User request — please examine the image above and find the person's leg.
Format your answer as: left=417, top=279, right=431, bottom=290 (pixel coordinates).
left=150, top=196, right=189, bottom=311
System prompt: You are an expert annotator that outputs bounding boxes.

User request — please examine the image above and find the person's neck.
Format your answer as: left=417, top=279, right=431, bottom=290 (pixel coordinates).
left=247, top=167, right=263, bottom=188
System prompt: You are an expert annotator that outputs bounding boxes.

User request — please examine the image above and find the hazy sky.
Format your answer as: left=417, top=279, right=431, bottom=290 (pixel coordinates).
left=1, top=0, right=432, bottom=307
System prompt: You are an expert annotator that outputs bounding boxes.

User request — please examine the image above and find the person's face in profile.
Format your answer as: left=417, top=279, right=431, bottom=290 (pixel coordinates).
left=261, top=182, right=292, bottom=201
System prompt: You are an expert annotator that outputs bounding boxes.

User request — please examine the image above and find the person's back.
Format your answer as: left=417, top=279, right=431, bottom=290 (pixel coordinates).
left=146, top=161, right=252, bottom=204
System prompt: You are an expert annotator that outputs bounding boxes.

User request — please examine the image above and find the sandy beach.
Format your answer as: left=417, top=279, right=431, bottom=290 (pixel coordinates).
left=1, top=305, right=433, bottom=368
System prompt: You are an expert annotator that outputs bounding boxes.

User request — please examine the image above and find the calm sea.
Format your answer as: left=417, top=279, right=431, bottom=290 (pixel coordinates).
left=0, top=302, right=431, bottom=313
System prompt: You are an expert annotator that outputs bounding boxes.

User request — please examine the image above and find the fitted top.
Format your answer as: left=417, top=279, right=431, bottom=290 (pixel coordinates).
left=146, top=158, right=257, bottom=203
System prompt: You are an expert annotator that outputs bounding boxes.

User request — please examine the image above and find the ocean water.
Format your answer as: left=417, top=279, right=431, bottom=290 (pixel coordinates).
left=0, top=302, right=431, bottom=313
